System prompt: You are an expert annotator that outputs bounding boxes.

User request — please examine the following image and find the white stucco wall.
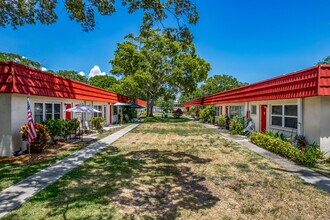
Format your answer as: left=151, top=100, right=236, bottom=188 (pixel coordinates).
left=0, top=93, right=13, bottom=156
left=303, top=96, right=330, bottom=154
left=320, top=97, right=330, bottom=154
left=303, top=97, right=321, bottom=146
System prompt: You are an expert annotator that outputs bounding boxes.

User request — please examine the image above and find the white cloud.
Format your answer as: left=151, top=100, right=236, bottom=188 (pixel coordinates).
left=89, top=65, right=106, bottom=78
left=78, top=71, right=85, bottom=76
left=41, top=67, right=47, bottom=71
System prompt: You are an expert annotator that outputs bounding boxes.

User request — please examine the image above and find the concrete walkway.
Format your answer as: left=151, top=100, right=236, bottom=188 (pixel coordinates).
left=0, top=123, right=139, bottom=218
left=202, top=123, right=330, bottom=193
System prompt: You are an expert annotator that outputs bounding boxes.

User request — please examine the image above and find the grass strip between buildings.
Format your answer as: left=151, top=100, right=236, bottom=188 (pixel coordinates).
left=2, top=117, right=330, bottom=219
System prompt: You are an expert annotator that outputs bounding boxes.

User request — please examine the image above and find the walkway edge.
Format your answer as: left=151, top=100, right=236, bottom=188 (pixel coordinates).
left=0, top=123, right=140, bottom=218
left=201, top=123, right=330, bottom=193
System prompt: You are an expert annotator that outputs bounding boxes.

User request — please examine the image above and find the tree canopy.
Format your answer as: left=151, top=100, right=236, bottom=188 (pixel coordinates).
left=56, top=70, right=89, bottom=83
left=179, top=74, right=247, bottom=103
left=110, top=29, right=210, bottom=116
left=200, top=74, right=248, bottom=95
left=318, top=56, right=330, bottom=64
left=0, top=0, right=199, bottom=33
left=89, top=75, right=118, bottom=89
left=155, top=96, right=175, bottom=113
left=0, top=52, right=41, bottom=69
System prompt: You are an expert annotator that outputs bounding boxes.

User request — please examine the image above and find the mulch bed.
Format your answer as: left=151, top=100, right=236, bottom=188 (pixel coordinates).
left=0, top=140, right=85, bottom=165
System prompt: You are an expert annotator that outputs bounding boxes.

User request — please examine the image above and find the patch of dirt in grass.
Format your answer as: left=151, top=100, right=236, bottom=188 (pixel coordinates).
left=0, top=141, right=86, bottom=164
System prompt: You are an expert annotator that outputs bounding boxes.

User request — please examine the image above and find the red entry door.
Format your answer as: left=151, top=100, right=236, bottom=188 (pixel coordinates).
left=260, top=105, right=267, bottom=133
left=65, top=103, right=72, bottom=120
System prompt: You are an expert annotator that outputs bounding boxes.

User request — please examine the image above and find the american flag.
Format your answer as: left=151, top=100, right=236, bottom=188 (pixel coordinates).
left=27, top=97, right=37, bottom=144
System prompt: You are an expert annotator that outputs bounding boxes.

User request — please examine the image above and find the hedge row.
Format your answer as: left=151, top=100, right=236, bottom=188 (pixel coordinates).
left=250, top=132, right=323, bottom=164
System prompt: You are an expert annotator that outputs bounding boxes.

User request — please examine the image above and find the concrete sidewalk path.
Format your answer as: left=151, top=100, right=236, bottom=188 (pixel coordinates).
left=202, top=123, right=330, bottom=193
left=0, top=123, right=140, bottom=218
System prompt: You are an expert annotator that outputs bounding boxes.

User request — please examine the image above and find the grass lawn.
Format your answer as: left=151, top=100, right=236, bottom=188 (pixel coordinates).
left=308, top=162, right=330, bottom=178
left=0, top=125, right=127, bottom=191
left=3, top=118, right=330, bottom=219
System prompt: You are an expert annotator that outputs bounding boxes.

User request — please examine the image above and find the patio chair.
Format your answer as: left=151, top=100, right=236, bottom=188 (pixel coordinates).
left=243, top=120, right=255, bottom=136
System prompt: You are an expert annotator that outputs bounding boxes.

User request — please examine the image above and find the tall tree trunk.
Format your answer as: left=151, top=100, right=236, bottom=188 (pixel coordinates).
left=146, top=92, right=151, bottom=117
left=149, top=96, right=155, bottom=117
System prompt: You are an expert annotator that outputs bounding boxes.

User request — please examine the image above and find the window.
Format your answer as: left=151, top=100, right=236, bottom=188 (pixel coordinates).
left=54, top=104, right=61, bottom=119
left=113, top=106, right=118, bottom=115
left=229, top=106, right=244, bottom=118
left=93, top=105, right=103, bottom=117
left=34, top=103, right=43, bottom=123
left=251, top=105, right=257, bottom=115
left=45, top=103, right=53, bottom=120
left=271, top=105, right=297, bottom=129
left=34, top=103, right=61, bottom=123
left=215, top=106, right=220, bottom=116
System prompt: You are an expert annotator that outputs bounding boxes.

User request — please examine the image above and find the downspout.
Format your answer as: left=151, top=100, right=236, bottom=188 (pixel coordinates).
left=297, top=98, right=303, bottom=136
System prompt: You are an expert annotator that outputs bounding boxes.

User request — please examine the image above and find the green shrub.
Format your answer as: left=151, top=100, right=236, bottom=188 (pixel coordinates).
left=265, top=131, right=288, bottom=142
left=91, top=117, right=106, bottom=131
left=189, top=106, right=196, bottom=115
left=218, top=115, right=226, bottom=127
left=199, top=105, right=215, bottom=123
left=250, top=132, right=324, bottom=165
left=141, top=109, right=147, bottom=116
left=43, top=119, right=65, bottom=142
left=20, top=123, right=50, bottom=153
left=230, top=116, right=245, bottom=135
left=62, top=119, right=80, bottom=138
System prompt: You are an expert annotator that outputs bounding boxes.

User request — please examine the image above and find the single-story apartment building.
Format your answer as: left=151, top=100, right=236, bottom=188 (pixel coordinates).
left=0, top=62, right=146, bottom=156
left=184, top=65, right=330, bottom=154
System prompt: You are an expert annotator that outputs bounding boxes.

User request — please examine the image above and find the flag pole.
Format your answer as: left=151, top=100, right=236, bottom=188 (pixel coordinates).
left=28, top=93, right=31, bottom=157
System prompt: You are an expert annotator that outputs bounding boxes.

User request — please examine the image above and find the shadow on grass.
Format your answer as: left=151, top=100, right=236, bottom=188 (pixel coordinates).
left=8, top=148, right=219, bottom=219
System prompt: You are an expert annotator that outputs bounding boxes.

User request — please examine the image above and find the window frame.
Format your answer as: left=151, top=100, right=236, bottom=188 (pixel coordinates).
left=251, top=105, right=257, bottom=115
left=229, top=106, right=244, bottom=119
left=215, top=106, right=220, bottom=116
left=34, top=102, right=62, bottom=123
left=93, top=105, right=103, bottom=118
left=271, top=104, right=298, bottom=129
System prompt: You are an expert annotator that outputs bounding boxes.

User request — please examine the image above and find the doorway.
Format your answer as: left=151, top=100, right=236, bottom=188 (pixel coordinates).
left=260, top=105, right=267, bottom=133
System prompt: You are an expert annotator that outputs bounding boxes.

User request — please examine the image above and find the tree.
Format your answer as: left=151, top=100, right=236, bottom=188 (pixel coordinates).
left=110, top=29, right=210, bottom=116
left=178, top=87, right=205, bottom=103
left=0, top=52, right=41, bottom=69
left=200, top=74, right=247, bottom=95
left=89, top=75, right=118, bottom=90
left=179, top=74, right=247, bottom=103
left=0, top=0, right=199, bottom=33
left=318, top=56, right=330, bottom=64
left=155, top=94, right=176, bottom=113
left=56, top=70, right=88, bottom=83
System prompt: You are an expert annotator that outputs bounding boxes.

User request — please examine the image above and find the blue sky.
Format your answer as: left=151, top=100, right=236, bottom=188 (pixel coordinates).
left=0, top=0, right=329, bottom=83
